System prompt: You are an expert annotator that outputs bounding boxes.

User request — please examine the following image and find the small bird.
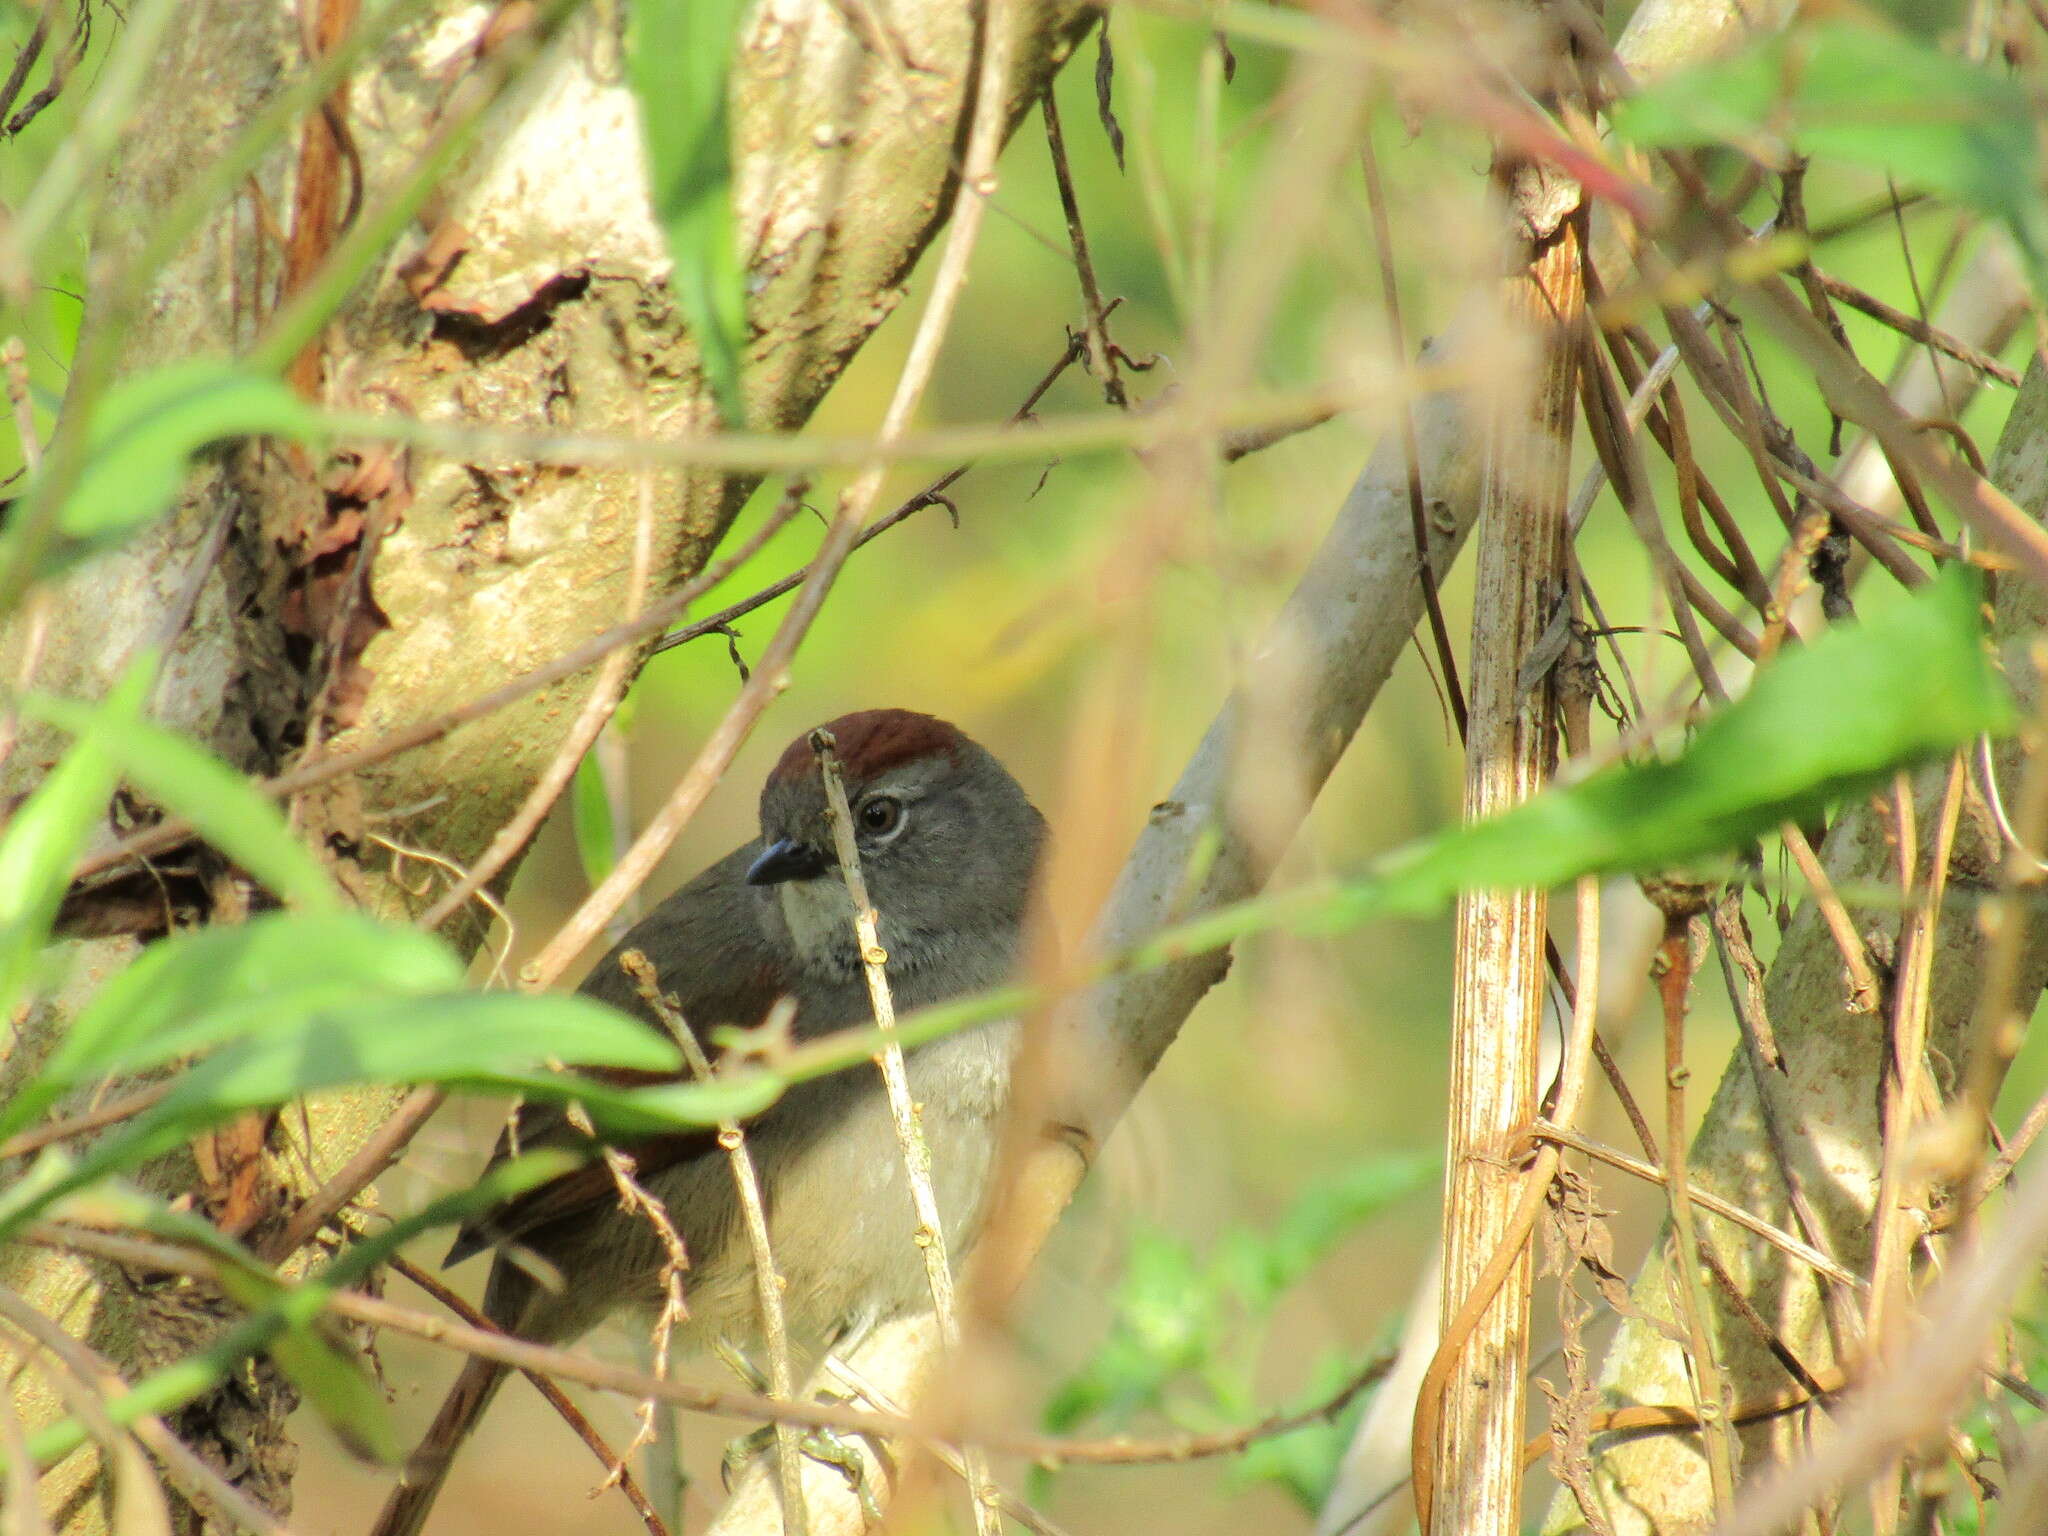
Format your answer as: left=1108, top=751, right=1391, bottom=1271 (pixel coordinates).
left=371, top=709, right=1046, bottom=1536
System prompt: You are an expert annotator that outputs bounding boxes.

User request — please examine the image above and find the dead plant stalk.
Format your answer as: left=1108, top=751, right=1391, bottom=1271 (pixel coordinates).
left=1429, top=205, right=1584, bottom=1534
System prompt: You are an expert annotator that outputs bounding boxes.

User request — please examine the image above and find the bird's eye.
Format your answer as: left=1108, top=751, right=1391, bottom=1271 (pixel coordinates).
left=858, top=795, right=905, bottom=839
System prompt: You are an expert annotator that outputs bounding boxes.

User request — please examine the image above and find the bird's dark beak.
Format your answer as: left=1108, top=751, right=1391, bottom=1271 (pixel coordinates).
left=746, top=837, right=831, bottom=886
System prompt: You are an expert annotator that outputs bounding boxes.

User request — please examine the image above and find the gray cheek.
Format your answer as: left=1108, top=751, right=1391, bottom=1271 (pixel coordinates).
left=779, top=879, right=858, bottom=963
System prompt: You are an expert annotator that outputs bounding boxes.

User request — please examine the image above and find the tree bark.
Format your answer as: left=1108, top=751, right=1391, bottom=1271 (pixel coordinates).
left=1, top=1, right=1094, bottom=1528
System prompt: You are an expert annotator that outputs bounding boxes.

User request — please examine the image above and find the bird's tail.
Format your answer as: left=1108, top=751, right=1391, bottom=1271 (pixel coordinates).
left=369, top=1353, right=512, bottom=1536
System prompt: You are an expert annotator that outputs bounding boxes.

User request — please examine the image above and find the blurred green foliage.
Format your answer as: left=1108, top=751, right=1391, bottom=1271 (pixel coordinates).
left=1040, top=1153, right=1434, bottom=1510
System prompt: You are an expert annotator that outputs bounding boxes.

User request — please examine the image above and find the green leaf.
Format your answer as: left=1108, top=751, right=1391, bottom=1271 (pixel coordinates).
left=807, top=569, right=2017, bottom=1103
left=24, top=1153, right=579, bottom=1472
left=15, top=361, right=325, bottom=574
left=1362, top=562, right=2010, bottom=915
left=1135, top=561, right=2012, bottom=963
left=153, top=993, right=686, bottom=1122
left=1227, top=1347, right=1376, bottom=1510
left=0, top=991, right=702, bottom=1243
left=1612, top=21, right=2048, bottom=286
left=572, top=751, right=619, bottom=888
left=569, top=1069, right=784, bottom=1135
left=629, top=0, right=748, bottom=426
left=268, top=1321, right=403, bottom=1464
left=1222, top=1153, right=1436, bottom=1309
left=19, top=692, right=338, bottom=912
left=0, top=664, right=149, bottom=1021
left=0, top=911, right=460, bottom=1141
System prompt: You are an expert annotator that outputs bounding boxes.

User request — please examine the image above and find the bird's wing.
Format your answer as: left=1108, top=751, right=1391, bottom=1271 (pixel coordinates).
left=444, top=842, right=795, bottom=1265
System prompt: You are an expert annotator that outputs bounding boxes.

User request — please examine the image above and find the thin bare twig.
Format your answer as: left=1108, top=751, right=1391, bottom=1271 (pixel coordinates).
left=1778, top=821, right=1883, bottom=1015
left=1027, top=1350, right=1399, bottom=1467
left=385, top=1255, right=670, bottom=1536
left=1711, top=1154, right=2048, bottom=1534
left=1649, top=902, right=1739, bottom=1514
left=1528, top=1124, right=1867, bottom=1292
left=0, top=1283, right=294, bottom=1536
left=1811, top=268, right=2022, bottom=389
left=1361, top=129, right=1466, bottom=737
left=263, top=1085, right=445, bottom=1262
left=647, top=333, right=1084, bottom=660
left=1710, top=893, right=1864, bottom=1352
left=1042, top=85, right=1126, bottom=408
left=821, top=1353, right=1076, bottom=1536
left=0, top=1083, right=174, bottom=1162
left=587, top=1144, right=693, bottom=1504
left=811, top=730, right=996, bottom=1535
left=524, top=0, right=1018, bottom=999
left=34, top=1221, right=1393, bottom=1469
left=621, top=952, right=807, bottom=1536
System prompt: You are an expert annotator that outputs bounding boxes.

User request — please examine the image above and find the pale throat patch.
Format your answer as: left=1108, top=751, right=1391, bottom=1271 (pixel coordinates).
left=778, top=877, right=861, bottom=968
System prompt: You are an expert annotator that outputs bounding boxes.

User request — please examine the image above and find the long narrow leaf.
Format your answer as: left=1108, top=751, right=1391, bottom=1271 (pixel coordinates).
left=19, top=693, right=339, bottom=912
left=0, top=992, right=737, bottom=1243
left=629, top=0, right=748, bottom=425
left=0, top=664, right=151, bottom=1023
left=0, top=912, right=459, bottom=1141
left=6, top=362, right=325, bottom=580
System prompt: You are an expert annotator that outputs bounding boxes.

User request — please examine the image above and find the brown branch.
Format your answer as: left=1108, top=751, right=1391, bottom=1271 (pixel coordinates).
left=1416, top=876, right=1605, bottom=1536
left=1426, top=162, right=1583, bottom=1533
left=0, top=1083, right=173, bottom=1162
left=385, top=1255, right=671, bottom=1536
left=32, top=1222, right=1404, bottom=1468
left=647, top=330, right=1084, bottom=659
left=1041, top=84, right=1126, bottom=408
left=1363, top=129, right=1467, bottom=738
left=1649, top=899, right=1739, bottom=1512
left=1809, top=270, right=2022, bottom=387
left=1033, top=1350, right=1399, bottom=1466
